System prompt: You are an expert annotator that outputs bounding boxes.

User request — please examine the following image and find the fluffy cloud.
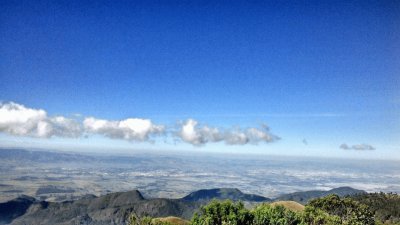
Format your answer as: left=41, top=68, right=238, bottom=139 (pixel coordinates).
left=340, top=143, right=376, bottom=150
left=0, top=102, right=82, bottom=138
left=83, top=117, right=165, bottom=142
left=178, top=119, right=223, bottom=145
left=178, top=119, right=279, bottom=145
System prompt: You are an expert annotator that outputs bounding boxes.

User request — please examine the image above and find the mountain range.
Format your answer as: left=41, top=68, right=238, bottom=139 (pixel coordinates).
left=0, top=187, right=365, bottom=225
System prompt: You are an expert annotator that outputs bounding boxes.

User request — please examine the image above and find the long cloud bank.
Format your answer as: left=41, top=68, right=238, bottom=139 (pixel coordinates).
left=0, top=102, right=279, bottom=145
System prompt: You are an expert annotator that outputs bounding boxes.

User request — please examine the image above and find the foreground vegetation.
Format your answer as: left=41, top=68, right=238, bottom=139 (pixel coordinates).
left=129, top=193, right=400, bottom=225
left=350, top=192, right=400, bottom=224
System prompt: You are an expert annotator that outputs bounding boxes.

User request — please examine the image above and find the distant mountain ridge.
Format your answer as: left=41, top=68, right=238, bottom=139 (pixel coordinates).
left=182, top=188, right=270, bottom=202
left=275, top=186, right=366, bottom=204
left=1, top=187, right=366, bottom=225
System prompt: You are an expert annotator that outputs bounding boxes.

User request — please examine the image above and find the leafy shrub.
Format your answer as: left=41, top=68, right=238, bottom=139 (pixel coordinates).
left=350, top=192, right=400, bottom=224
left=191, top=200, right=253, bottom=225
left=252, top=203, right=301, bottom=225
left=300, top=205, right=342, bottom=225
left=306, top=194, right=374, bottom=225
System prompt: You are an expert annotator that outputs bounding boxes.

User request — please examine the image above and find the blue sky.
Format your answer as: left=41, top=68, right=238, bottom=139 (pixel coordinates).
left=1, top=0, right=399, bottom=159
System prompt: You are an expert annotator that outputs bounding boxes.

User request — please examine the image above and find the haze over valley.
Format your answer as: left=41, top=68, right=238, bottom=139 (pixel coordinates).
left=1, top=148, right=398, bottom=203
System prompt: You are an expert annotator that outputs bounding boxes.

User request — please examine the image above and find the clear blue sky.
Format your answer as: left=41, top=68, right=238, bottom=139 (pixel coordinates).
left=1, top=0, right=399, bottom=159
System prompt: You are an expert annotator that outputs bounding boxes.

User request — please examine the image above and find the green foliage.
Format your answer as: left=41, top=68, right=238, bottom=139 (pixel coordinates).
left=191, top=200, right=253, bottom=225
left=306, top=194, right=374, bottom=225
left=350, top=192, right=400, bottom=224
left=300, top=205, right=342, bottom=225
left=189, top=194, right=377, bottom=225
left=252, top=204, right=301, bottom=225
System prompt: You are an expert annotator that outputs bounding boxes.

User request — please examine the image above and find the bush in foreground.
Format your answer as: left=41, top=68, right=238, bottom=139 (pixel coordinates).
left=191, top=200, right=253, bottom=225
left=305, top=194, right=375, bottom=225
left=350, top=192, right=400, bottom=224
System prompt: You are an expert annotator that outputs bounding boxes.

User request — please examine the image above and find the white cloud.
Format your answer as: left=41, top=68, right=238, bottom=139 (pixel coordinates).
left=0, top=102, right=280, bottom=146
left=340, top=143, right=376, bottom=150
left=224, top=130, right=249, bottom=145
left=83, top=117, right=164, bottom=142
left=178, top=119, right=223, bottom=145
left=50, top=116, right=82, bottom=137
left=0, top=102, right=82, bottom=138
left=178, top=119, right=279, bottom=146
